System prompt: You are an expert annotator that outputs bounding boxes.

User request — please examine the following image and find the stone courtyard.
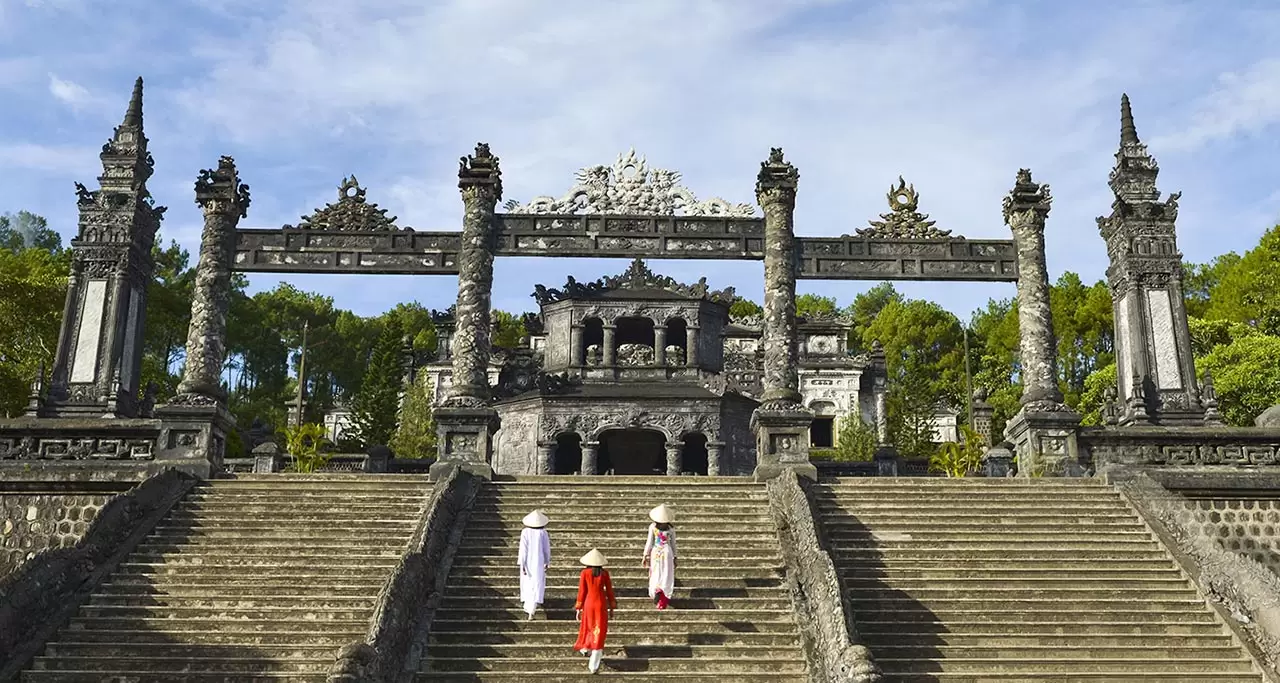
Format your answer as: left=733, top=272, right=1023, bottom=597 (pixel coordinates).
left=3, top=78, right=1280, bottom=682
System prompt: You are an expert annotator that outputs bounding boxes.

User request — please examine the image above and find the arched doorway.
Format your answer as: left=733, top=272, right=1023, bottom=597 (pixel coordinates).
left=682, top=433, right=708, bottom=475
left=553, top=432, right=582, bottom=475
left=598, top=428, right=665, bottom=475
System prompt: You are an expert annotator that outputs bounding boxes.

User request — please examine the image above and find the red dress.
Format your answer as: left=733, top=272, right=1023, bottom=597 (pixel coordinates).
left=573, top=568, right=617, bottom=651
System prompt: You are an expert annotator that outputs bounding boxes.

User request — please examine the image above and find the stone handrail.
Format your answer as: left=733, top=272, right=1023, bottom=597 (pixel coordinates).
left=326, top=467, right=480, bottom=682
left=0, top=469, right=195, bottom=678
left=766, top=470, right=881, bottom=683
left=1116, top=471, right=1280, bottom=680
left=1081, top=425, right=1280, bottom=469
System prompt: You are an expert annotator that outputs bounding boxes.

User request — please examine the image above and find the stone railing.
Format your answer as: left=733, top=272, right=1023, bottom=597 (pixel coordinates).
left=0, top=417, right=162, bottom=482
left=326, top=466, right=480, bottom=682
left=1080, top=425, right=1280, bottom=470
left=766, top=470, right=881, bottom=683
left=0, top=469, right=195, bottom=678
left=1116, top=472, right=1280, bottom=679
left=224, top=452, right=436, bottom=476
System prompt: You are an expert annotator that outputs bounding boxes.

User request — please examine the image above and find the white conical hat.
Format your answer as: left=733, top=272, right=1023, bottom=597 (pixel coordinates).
left=649, top=504, right=674, bottom=524
left=580, top=548, right=608, bottom=567
left=522, top=509, right=548, bottom=528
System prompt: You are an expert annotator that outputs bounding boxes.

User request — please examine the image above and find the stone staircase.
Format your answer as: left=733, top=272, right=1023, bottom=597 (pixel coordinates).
left=420, top=476, right=808, bottom=681
left=22, top=474, right=432, bottom=682
left=814, top=477, right=1265, bottom=683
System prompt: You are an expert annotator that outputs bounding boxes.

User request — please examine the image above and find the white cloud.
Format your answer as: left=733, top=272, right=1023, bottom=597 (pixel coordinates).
left=1153, top=58, right=1280, bottom=152
left=0, top=142, right=97, bottom=175
left=47, top=72, right=92, bottom=108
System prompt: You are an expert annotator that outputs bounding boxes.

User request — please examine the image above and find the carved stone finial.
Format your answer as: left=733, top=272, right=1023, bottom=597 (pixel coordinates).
left=458, top=142, right=503, bottom=199
left=123, top=77, right=144, bottom=128
left=504, top=149, right=753, bottom=216
left=1120, top=93, right=1139, bottom=145
left=195, top=155, right=251, bottom=218
left=856, top=177, right=952, bottom=239
left=531, top=257, right=735, bottom=306
left=1002, top=168, right=1053, bottom=227
left=284, top=176, right=402, bottom=231
left=756, top=147, right=799, bottom=199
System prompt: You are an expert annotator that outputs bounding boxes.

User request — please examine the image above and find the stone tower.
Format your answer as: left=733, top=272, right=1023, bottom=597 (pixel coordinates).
left=1097, top=94, right=1204, bottom=426
left=44, top=78, right=165, bottom=417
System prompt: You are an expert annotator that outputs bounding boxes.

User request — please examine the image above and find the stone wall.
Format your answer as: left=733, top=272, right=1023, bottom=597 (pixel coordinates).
left=720, top=395, right=756, bottom=476
left=1080, top=425, right=1280, bottom=469
left=1179, top=497, right=1280, bottom=577
left=326, top=467, right=480, bottom=682
left=0, top=469, right=194, bottom=679
left=494, top=404, right=539, bottom=475
left=0, top=490, right=117, bottom=577
left=765, top=470, right=880, bottom=683
left=1116, top=472, right=1280, bottom=679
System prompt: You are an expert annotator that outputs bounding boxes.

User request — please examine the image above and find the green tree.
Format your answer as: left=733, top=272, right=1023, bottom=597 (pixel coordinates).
left=1078, top=362, right=1117, bottom=426
left=1204, top=225, right=1280, bottom=333
left=1050, top=272, right=1114, bottom=406
left=0, top=242, right=68, bottom=416
left=283, top=422, right=330, bottom=473
left=390, top=380, right=437, bottom=458
left=0, top=211, right=61, bottom=253
left=844, top=283, right=903, bottom=353
left=492, top=309, right=527, bottom=349
left=141, top=240, right=195, bottom=400
left=833, top=414, right=877, bottom=462
left=1184, top=253, right=1242, bottom=319
left=729, top=298, right=763, bottom=320
left=349, top=318, right=404, bottom=448
left=930, top=426, right=985, bottom=477
left=1198, top=334, right=1280, bottom=426
left=796, top=293, right=838, bottom=318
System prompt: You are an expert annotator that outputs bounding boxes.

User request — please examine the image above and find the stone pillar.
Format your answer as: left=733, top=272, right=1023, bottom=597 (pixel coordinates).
left=1002, top=169, right=1082, bottom=477
left=665, top=442, right=682, bottom=476
left=433, top=144, right=502, bottom=480
left=45, top=77, right=164, bottom=419
left=176, top=156, right=250, bottom=401
left=1098, top=94, right=1206, bottom=426
left=570, top=324, right=584, bottom=366
left=602, top=324, right=616, bottom=366
left=581, top=441, right=600, bottom=476
left=536, top=440, right=555, bottom=475
left=972, top=388, right=995, bottom=447
left=706, top=441, right=724, bottom=477
left=751, top=149, right=815, bottom=481
left=654, top=325, right=667, bottom=366
left=686, top=325, right=701, bottom=367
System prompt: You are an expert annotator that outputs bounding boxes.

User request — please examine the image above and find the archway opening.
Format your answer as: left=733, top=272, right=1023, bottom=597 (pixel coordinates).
left=582, top=317, right=603, bottom=365
left=553, top=432, right=582, bottom=475
left=682, top=432, right=708, bottom=476
left=665, top=317, right=688, bottom=366
left=598, top=428, right=665, bottom=475
left=809, top=400, right=837, bottom=449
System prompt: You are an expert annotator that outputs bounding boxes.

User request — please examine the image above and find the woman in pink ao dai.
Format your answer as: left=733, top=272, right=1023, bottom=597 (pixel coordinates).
left=642, top=504, right=677, bottom=609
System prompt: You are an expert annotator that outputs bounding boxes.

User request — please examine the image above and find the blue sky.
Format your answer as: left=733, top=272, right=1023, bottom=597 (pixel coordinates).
left=2, top=0, right=1279, bottom=321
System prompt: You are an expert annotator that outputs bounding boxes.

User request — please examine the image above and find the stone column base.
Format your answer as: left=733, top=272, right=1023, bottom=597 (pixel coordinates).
left=154, top=399, right=235, bottom=479
left=431, top=405, right=499, bottom=480
left=751, top=404, right=816, bottom=481
left=1004, top=404, right=1084, bottom=477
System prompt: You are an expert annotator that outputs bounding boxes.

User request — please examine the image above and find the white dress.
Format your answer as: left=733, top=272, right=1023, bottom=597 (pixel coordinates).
left=643, top=523, right=677, bottom=598
left=518, top=527, right=551, bottom=613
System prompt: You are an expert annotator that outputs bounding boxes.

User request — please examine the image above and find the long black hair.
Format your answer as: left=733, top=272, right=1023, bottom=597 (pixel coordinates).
left=591, top=566, right=603, bottom=577
left=655, top=522, right=673, bottom=531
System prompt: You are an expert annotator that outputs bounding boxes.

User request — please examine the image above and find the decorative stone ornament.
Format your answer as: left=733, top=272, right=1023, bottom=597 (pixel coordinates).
left=503, top=148, right=756, bottom=217
left=856, top=176, right=953, bottom=240
left=284, top=176, right=400, bottom=232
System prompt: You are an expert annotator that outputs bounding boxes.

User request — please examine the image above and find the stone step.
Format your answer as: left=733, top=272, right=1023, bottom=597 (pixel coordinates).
left=448, top=566, right=782, bottom=580
left=847, top=596, right=1209, bottom=612
left=843, top=577, right=1191, bottom=590
left=429, top=644, right=802, bottom=660
left=114, top=563, right=395, bottom=578
left=854, top=621, right=1229, bottom=636
left=816, top=502, right=1128, bottom=512
left=439, top=596, right=790, bottom=610
left=820, top=478, right=1106, bottom=487
left=833, top=555, right=1174, bottom=567
left=183, top=493, right=426, bottom=505
left=870, top=645, right=1248, bottom=660
left=429, top=631, right=801, bottom=647
left=428, top=618, right=801, bottom=634
left=825, top=530, right=1156, bottom=542
left=98, top=582, right=384, bottom=597
left=858, top=632, right=1237, bottom=647
left=834, top=540, right=1163, bottom=552
left=448, top=582, right=781, bottom=597
left=457, top=532, right=778, bottom=543
left=87, top=594, right=378, bottom=609
left=41, top=642, right=341, bottom=660
left=844, top=587, right=1199, bottom=601
left=63, top=617, right=368, bottom=633
left=135, top=538, right=410, bottom=551
left=821, top=519, right=1149, bottom=532
left=415, top=675, right=805, bottom=682
left=469, top=522, right=769, bottom=533
left=51, top=630, right=363, bottom=646
left=142, top=530, right=416, bottom=543
left=848, top=608, right=1219, bottom=623
left=878, top=676, right=1257, bottom=683
left=28, top=656, right=331, bottom=673
left=874, top=657, right=1255, bottom=674
left=124, top=550, right=406, bottom=562
left=831, top=548, right=1171, bottom=561
left=845, top=565, right=1184, bottom=579
left=76, top=605, right=371, bottom=620
left=450, top=555, right=781, bottom=570
left=23, top=672, right=326, bottom=682
left=432, top=607, right=796, bottom=622
left=164, top=510, right=423, bottom=522
left=823, top=512, right=1139, bottom=524
left=424, top=656, right=806, bottom=674
left=154, top=519, right=418, bottom=530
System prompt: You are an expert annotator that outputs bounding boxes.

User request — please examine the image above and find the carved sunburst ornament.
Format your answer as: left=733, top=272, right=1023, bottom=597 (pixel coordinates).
left=855, top=176, right=953, bottom=240
left=284, top=176, right=404, bottom=231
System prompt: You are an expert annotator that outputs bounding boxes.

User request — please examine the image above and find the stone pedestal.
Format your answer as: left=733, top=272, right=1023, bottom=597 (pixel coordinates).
left=981, top=442, right=1015, bottom=478
left=365, top=444, right=391, bottom=473
left=153, top=400, right=234, bottom=479
left=581, top=441, right=600, bottom=475
left=430, top=406, right=499, bottom=480
left=752, top=405, right=816, bottom=481
left=252, top=442, right=282, bottom=473
left=873, top=445, right=900, bottom=477
left=1004, top=406, right=1083, bottom=477
left=536, top=441, right=555, bottom=475
left=706, top=441, right=725, bottom=477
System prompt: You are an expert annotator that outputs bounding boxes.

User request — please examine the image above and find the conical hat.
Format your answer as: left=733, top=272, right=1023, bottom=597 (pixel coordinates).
left=649, top=504, right=674, bottom=524
left=580, top=548, right=608, bottom=567
left=522, top=509, right=548, bottom=528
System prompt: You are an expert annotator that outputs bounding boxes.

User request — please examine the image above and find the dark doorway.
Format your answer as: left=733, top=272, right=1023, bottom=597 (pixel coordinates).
left=666, top=318, right=688, bottom=365
left=553, top=433, right=582, bottom=474
left=582, top=318, right=603, bottom=364
left=810, top=417, right=834, bottom=448
left=598, top=429, right=665, bottom=475
left=682, top=433, right=708, bottom=475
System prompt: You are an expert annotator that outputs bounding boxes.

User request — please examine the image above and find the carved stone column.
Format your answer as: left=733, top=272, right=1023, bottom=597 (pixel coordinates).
left=665, top=442, right=682, bottom=476
left=602, top=324, right=616, bottom=366
left=536, top=440, right=555, bottom=475
left=176, top=156, right=250, bottom=401
left=751, top=149, right=814, bottom=480
left=706, top=441, right=725, bottom=477
left=581, top=441, right=600, bottom=476
left=686, top=325, right=701, bottom=367
left=570, top=324, right=584, bottom=366
left=654, top=325, right=667, bottom=367
left=1002, top=169, right=1082, bottom=477
left=433, top=144, right=502, bottom=481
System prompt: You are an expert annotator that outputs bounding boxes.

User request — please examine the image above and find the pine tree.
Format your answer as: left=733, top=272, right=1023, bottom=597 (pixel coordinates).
left=390, top=381, right=437, bottom=458
left=349, top=318, right=404, bottom=448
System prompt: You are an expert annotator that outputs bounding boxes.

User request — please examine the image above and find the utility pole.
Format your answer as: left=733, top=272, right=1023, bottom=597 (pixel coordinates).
left=294, top=319, right=308, bottom=427
left=963, top=325, right=974, bottom=429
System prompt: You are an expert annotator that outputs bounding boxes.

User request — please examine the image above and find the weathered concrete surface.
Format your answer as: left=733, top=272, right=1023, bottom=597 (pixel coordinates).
left=0, top=469, right=194, bottom=679
left=1117, top=471, right=1280, bottom=680
left=766, top=471, right=881, bottom=683
left=326, top=467, right=480, bottom=682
